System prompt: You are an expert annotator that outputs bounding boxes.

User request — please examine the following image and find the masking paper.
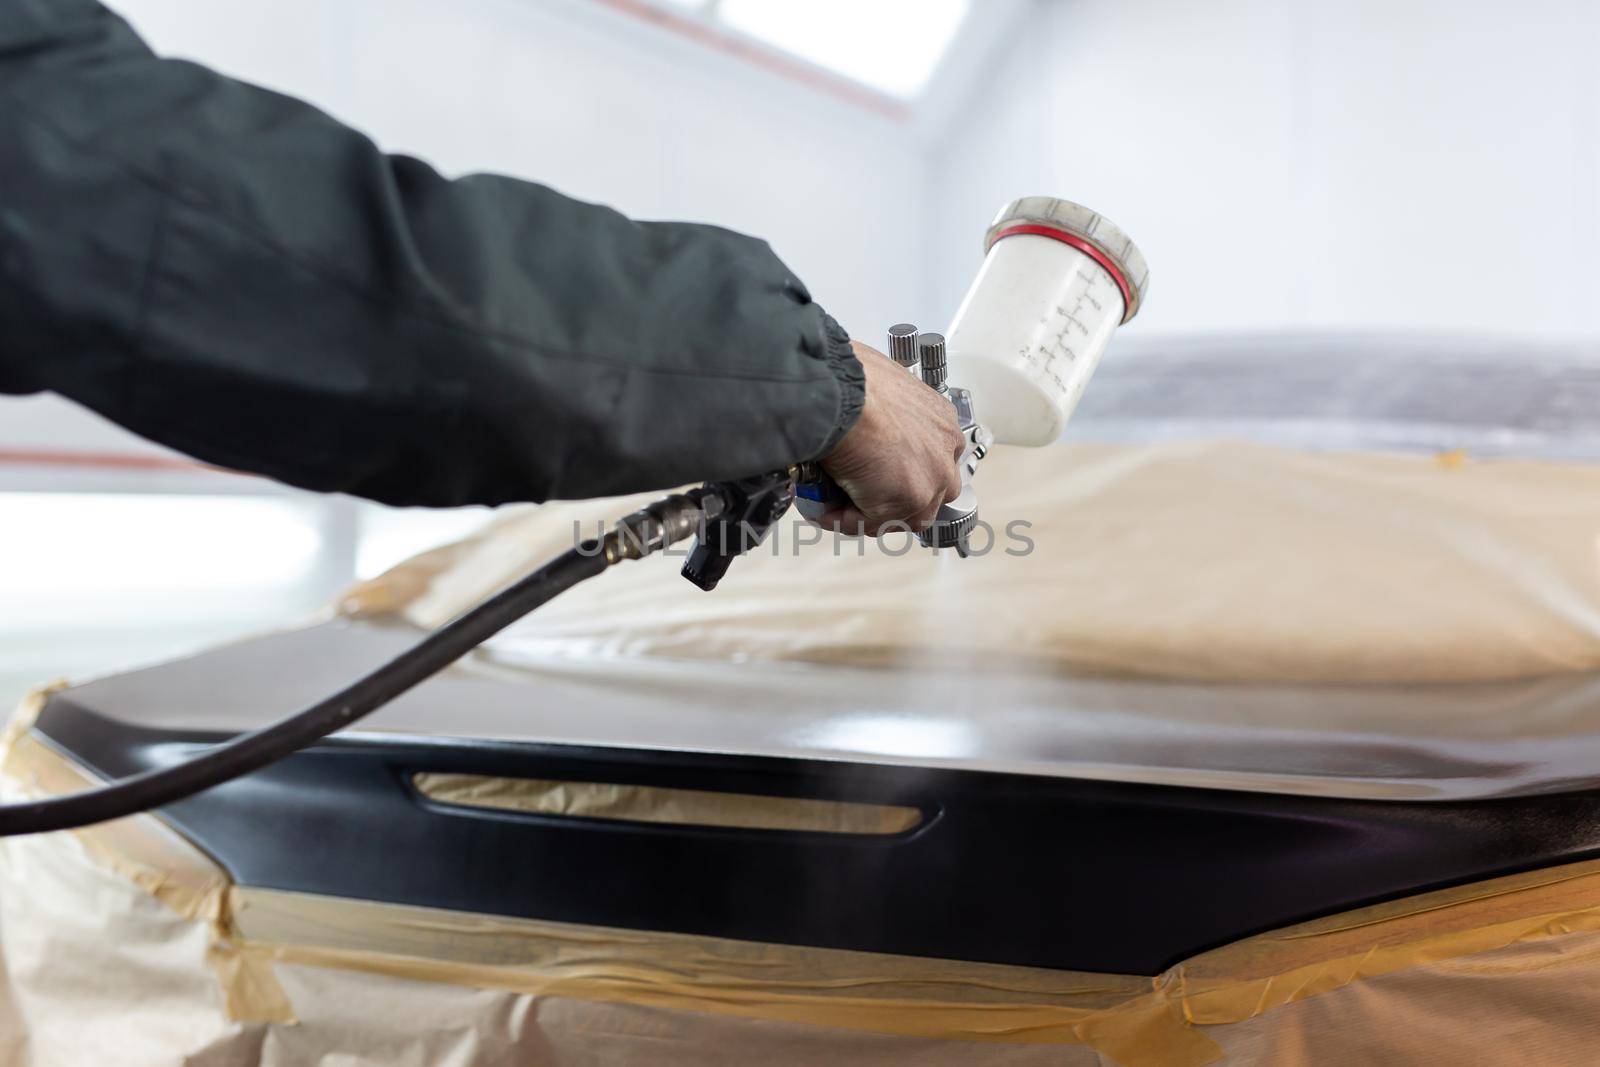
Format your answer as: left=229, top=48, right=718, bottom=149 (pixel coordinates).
left=344, top=440, right=1600, bottom=685
left=411, top=772, right=922, bottom=834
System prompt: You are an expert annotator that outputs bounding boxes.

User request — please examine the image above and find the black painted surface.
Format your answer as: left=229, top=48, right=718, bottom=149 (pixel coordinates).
left=35, top=695, right=1600, bottom=976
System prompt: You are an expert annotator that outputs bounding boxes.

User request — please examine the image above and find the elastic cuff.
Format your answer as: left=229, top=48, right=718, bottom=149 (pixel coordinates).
left=812, top=312, right=865, bottom=458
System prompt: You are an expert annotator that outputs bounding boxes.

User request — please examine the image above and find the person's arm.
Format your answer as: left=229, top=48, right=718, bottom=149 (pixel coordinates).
left=0, top=0, right=865, bottom=506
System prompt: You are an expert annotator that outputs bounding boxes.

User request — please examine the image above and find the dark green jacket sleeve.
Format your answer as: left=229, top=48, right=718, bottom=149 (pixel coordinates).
left=0, top=0, right=865, bottom=506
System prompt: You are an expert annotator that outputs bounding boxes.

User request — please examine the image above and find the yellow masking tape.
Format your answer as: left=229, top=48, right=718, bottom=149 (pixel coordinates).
left=234, top=884, right=1213, bottom=1058
left=225, top=851, right=1600, bottom=1066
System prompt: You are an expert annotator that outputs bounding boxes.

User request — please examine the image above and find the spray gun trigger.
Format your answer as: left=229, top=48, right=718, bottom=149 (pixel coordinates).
left=681, top=469, right=797, bottom=592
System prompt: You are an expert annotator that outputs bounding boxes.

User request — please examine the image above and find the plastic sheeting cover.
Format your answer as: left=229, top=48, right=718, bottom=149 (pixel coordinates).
left=347, top=439, right=1600, bottom=686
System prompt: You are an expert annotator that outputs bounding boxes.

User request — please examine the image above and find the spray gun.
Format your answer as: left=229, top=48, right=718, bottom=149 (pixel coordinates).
left=682, top=195, right=1147, bottom=588
left=682, top=326, right=995, bottom=590
left=785, top=327, right=992, bottom=554
left=0, top=196, right=1145, bottom=837
left=894, top=329, right=995, bottom=555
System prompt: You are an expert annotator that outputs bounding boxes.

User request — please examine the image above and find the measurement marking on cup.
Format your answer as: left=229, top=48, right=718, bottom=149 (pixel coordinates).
left=949, top=196, right=1145, bottom=445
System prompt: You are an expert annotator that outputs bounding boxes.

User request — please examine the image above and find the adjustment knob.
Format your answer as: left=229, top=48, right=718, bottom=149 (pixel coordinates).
left=887, top=323, right=920, bottom=370
left=918, top=509, right=976, bottom=551
left=918, top=332, right=948, bottom=394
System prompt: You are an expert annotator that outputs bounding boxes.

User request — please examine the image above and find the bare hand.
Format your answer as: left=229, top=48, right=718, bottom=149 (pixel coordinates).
left=817, top=341, right=965, bottom=535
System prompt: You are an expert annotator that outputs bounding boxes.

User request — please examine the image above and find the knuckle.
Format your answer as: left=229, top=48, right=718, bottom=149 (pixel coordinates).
left=892, top=494, right=925, bottom=518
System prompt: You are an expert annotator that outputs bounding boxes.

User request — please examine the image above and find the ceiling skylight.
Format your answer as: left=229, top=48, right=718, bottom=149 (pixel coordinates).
left=656, top=0, right=971, bottom=100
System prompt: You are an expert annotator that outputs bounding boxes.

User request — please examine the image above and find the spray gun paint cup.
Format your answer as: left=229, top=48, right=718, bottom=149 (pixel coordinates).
left=946, top=197, right=1149, bottom=447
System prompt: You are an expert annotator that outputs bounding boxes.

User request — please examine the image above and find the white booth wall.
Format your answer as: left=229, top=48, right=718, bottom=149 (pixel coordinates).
left=926, top=0, right=1600, bottom=339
